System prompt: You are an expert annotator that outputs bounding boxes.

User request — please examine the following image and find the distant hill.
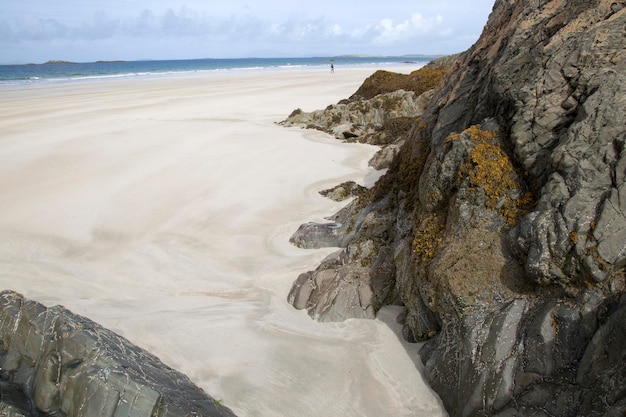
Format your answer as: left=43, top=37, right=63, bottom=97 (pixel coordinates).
left=43, top=60, right=77, bottom=65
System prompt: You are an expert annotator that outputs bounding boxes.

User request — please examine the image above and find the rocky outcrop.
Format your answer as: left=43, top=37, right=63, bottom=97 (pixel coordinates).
left=319, top=181, right=367, bottom=202
left=287, top=249, right=376, bottom=321
left=0, top=291, right=236, bottom=417
left=285, top=0, right=626, bottom=416
left=279, top=60, right=451, bottom=169
left=288, top=194, right=397, bottom=321
left=289, top=222, right=345, bottom=249
left=281, top=89, right=428, bottom=144
left=348, top=54, right=458, bottom=101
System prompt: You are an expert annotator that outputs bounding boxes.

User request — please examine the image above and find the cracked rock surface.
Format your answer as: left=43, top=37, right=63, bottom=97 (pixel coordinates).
left=0, top=291, right=237, bottom=417
left=283, top=1, right=626, bottom=415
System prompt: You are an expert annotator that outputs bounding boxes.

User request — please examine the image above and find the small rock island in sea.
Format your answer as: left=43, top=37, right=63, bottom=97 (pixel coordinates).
left=42, top=60, right=77, bottom=65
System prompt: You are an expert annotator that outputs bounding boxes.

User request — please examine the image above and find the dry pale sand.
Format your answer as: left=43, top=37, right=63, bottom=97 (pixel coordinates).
left=0, top=67, right=446, bottom=416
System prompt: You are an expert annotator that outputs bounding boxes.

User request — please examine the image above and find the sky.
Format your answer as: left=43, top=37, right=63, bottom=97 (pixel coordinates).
left=0, top=1, right=495, bottom=64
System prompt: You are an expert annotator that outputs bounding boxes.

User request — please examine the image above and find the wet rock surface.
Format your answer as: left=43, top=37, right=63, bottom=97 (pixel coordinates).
left=284, top=0, right=626, bottom=415
left=0, top=291, right=237, bottom=417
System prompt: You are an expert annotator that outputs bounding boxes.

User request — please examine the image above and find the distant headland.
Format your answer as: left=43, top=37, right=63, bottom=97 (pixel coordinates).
left=43, top=60, right=76, bottom=65
left=42, top=59, right=126, bottom=65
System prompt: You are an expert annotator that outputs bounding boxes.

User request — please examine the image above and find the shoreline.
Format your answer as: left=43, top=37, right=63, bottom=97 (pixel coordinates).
left=0, top=65, right=445, bottom=416
left=0, top=56, right=427, bottom=88
left=0, top=63, right=424, bottom=89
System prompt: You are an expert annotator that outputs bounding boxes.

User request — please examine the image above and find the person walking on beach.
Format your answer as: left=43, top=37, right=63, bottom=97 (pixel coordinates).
left=330, top=64, right=334, bottom=73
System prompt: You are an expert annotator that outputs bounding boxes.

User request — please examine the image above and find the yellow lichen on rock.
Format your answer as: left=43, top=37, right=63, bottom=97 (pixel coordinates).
left=454, top=125, right=535, bottom=225
left=351, top=65, right=450, bottom=100
left=463, top=142, right=517, bottom=208
left=413, top=212, right=445, bottom=263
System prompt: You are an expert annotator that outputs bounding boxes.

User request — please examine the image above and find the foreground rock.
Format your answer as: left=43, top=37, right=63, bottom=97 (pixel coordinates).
left=286, top=0, right=626, bottom=415
left=0, top=290, right=237, bottom=417
left=287, top=249, right=376, bottom=321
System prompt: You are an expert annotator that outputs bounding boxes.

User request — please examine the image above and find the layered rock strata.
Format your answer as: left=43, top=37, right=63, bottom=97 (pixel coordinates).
left=286, top=1, right=626, bottom=416
left=0, top=291, right=236, bottom=417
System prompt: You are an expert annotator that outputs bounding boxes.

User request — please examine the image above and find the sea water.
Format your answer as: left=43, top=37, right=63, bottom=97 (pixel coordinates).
left=0, top=56, right=430, bottom=85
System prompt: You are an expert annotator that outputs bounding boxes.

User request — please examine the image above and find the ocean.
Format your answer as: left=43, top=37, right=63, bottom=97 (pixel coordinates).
left=0, top=56, right=432, bottom=85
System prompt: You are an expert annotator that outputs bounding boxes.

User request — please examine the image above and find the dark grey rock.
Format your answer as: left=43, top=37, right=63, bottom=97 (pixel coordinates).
left=576, top=296, right=626, bottom=413
left=594, top=182, right=626, bottom=267
left=288, top=221, right=345, bottom=249
left=0, top=291, right=237, bottom=417
left=287, top=250, right=376, bottom=321
left=284, top=2, right=626, bottom=416
left=411, top=1, right=626, bottom=414
left=368, top=141, right=404, bottom=170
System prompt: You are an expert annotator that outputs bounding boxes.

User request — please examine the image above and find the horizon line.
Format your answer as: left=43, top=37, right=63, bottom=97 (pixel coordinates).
left=1, top=53, right=448, bottom=66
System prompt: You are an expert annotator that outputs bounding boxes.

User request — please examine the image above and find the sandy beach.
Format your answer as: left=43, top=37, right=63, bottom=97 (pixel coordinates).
left=0, top=67, right=446, bottom=416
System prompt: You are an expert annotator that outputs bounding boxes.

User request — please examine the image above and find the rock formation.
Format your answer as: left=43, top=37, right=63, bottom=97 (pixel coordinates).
left=279, top=58, right=451, bottom=170
left=0, top=291, right=236, bottom=417
left=285, top=0, right=626, bottom=416
left=319, top=181, right=367, bottom=202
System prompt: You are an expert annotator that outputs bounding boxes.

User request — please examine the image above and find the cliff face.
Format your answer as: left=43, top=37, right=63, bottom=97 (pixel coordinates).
left=287, top=1, right=626, bottom=416
left=423, top=0, right=625, bottom=287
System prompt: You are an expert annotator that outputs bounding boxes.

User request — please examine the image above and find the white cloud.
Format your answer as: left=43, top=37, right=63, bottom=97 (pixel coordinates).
left=1, top=15, right=66, bottom=41
left=372, top=13, right=444, bottom=45
left=76, top=11, right=119, bottom=40
left=329, top=24, right=342, bottom=37
left=0, top=7, right=446, bottom=45
left=0, top=7, right=259, bottom=42
left=0, top=1, right=495, bottom=62
left=161, top=8, right=198, bottom=36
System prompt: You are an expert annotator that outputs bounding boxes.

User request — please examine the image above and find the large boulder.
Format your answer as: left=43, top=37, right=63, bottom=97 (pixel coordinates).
left=0, top=291, right=237, bottom=417
left=287, top=249, right=376, bottom=322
